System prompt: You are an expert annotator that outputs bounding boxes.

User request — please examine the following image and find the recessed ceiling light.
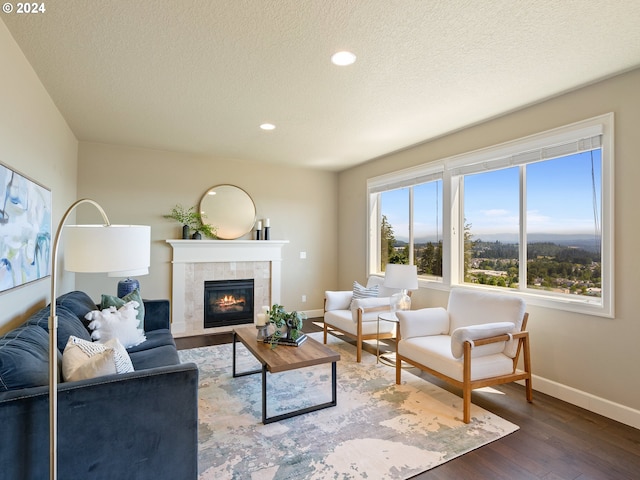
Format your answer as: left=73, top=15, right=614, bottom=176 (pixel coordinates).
left=331, top=51, right=356, bottom=66
left=260, top=123, right=276, bottom=130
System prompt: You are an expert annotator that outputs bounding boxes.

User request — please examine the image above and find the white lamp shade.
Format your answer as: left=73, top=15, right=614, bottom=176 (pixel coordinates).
left=383, top=264, right=418, bottom=290
left=63, top=225, right=150, bottom=274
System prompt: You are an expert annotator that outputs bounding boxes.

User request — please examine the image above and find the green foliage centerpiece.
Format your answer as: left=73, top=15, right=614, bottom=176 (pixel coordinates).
left=164, top=204, right=218, bottom=239
left=265, top=304, right=307, bottom=348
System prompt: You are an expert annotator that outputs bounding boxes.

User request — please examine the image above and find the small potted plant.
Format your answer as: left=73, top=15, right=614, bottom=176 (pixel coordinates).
left=266, top=304, right=306, bottom=348
left=164, top=204, right=217, bottom=239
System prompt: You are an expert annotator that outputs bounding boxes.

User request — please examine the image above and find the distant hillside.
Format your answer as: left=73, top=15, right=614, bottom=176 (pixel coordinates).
left=407, top=233, right=600, bottom=253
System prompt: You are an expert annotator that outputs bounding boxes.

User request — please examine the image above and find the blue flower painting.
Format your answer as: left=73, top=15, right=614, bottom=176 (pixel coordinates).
left=0, top=163, right=51, bottom=292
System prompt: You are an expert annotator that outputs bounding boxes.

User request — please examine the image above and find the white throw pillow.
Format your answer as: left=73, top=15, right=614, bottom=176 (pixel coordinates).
left=450, top=322, right=516, bottom=359
left=62, top=336, right=134, bottom=382
left=85, top=301, right=146, bottom=348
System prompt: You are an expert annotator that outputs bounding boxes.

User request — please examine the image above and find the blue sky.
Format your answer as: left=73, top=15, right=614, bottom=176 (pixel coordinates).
left=381, top=151, right=602, bottom=243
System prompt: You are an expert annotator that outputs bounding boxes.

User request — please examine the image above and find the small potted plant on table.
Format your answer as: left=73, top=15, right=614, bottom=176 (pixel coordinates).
left=265, top=304, right=307, bottom=348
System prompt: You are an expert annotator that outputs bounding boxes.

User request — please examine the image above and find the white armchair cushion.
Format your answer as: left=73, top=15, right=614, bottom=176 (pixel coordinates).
left=325, top=290, right=353, bottom=311
left=396, top=308, right=449, bottom=340
left=366, top=275, right=400, bottom=298
left=450, top=321, right=515, bottom=359
left=351, top=296, right=391, bottom=322
left=447, top=288, right=526, bottom=357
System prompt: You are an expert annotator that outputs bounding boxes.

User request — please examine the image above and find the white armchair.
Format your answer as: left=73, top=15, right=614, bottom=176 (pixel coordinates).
left=324, top=276, right=400, bottom=362
left=395, top=287, right=532, bottom=423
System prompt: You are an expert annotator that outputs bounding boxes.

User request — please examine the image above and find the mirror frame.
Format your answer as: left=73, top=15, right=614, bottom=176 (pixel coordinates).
left=199, top=184, right=256, bottom=240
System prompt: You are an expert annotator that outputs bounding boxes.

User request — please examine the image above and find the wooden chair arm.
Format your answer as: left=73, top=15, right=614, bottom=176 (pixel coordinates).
left=357, top=304, right=392, bottom=314
left=471, top=330, right=529, bottom=347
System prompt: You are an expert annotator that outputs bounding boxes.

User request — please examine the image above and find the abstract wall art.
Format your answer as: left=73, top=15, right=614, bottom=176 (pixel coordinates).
left=0, top=162, right=51, bottom=293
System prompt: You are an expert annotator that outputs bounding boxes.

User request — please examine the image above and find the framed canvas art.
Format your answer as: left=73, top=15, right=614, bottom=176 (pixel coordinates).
left=0, top=162, right=51, bottom=293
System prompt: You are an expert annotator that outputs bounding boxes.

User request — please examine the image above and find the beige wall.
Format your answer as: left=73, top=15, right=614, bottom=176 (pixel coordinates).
left=75, top=142, right=338, bottom=315
left=0, top=21, right=78, bottom=332
left=338, top=68, right=640, bottom=424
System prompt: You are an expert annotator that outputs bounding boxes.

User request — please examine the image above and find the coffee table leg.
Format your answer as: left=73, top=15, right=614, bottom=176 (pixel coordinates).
left=262, top=361, right=338, bottom=424
left=262, top=364, right=268, bottom=424
left=232, top=331, right=263, bottom=378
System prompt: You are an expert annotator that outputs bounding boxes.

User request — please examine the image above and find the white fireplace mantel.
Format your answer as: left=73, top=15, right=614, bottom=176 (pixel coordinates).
left=166, top=239, right=289, bottom=336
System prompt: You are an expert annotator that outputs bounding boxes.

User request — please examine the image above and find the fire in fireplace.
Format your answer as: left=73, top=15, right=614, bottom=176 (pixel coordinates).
left=204, top=279, right=255, bottom=328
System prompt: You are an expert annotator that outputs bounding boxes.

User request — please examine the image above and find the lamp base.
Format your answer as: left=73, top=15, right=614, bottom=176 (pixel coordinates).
left=390, top=289, right=411, bottom=312
left=117, top=278, right=140, bottom=298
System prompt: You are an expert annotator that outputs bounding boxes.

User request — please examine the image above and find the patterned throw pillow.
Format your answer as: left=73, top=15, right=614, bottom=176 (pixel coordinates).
left=62, top=336, right=134, bottom=382
left=350, top=281, right=379, bottom=308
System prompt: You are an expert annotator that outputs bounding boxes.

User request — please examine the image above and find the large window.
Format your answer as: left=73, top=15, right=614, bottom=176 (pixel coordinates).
left=368, top=114, right=613, bottom=316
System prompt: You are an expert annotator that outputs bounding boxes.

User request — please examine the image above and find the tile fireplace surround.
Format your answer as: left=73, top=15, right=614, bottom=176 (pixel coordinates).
left=166, top=240, right=288, bottom=337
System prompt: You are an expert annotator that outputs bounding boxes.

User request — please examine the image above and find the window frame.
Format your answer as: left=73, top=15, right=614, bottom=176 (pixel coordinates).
left=367, top=113, right=614, bottom=317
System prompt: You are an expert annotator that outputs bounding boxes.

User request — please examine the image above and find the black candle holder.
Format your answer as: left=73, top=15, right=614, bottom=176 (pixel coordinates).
left=256, top=229, right=261, bottom=240
left=264, top=226, right=270, bottom=240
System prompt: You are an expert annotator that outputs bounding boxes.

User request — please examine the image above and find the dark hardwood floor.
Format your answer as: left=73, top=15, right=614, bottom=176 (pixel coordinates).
left=175, top=321, right=640, bottom=480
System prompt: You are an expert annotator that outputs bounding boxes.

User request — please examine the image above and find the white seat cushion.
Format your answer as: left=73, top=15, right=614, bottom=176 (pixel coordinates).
left=399, top=335, right=514, bottom=382
left=324, top=310, right=395, bottom=336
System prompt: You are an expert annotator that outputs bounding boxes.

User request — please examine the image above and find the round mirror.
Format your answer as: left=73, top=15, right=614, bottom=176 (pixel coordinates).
left=199, top=185, right=256, bottom=240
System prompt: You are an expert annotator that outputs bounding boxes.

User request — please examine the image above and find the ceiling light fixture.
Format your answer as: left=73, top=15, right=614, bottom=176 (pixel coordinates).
left=331, top=51, right=356, bottom=66
left=260, top=123, right=276, bottom=130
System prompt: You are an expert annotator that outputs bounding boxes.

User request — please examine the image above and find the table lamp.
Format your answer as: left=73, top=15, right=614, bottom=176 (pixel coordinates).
left=383, top=264, right=418, bottom=311
left=48, top=199, right=150, bottom=480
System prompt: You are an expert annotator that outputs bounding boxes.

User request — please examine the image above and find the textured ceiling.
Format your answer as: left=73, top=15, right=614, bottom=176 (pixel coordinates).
left=3, top=0, right=640, bottom=171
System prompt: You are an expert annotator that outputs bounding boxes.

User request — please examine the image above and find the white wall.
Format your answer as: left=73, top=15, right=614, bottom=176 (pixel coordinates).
left=338, top=68, right=640, bottom=427
left=0, top=20, right=78, bottom=332
left=75, top=142, right=338, bottom=316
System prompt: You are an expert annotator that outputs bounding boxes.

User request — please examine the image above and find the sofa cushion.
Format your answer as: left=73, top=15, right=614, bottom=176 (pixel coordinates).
left=126, top=329, right=175, bottom=354
left=27, top=304, right=93, bottom=353
left=101, top=289, right=145, bottom=328
left=62, top=336, right=134, bottom=382
left=0, top=324, right=60, bottom=392
left=128, top=344, right=180, bottom=370
left=56, top=290, right=99, bottom=328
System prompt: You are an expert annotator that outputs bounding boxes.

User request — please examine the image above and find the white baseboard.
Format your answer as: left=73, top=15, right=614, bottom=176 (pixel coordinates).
left=530, top=375, right=640, bottom=430
left=302, top=308, right=325, bottom=320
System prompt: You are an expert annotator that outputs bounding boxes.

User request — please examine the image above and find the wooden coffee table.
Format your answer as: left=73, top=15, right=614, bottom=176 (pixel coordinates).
left=232, top=325, right=340, bottom=424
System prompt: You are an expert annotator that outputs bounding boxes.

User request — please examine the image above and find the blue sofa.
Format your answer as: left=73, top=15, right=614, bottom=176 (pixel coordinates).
left=0, top=291, right=198, bottom=480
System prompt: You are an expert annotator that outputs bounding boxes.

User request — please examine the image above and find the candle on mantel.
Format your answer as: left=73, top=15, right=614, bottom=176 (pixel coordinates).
left=256, top=221, right=262, bottom=230
left=264, top=218, right=270, bottom=228
left=256, top=313, right=266, bottom=326
left=262, top=305, right=269, bottom=314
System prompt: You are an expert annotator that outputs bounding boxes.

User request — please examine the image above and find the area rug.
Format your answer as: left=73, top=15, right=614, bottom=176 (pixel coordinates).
left=178, top=332, right=518, bottom=480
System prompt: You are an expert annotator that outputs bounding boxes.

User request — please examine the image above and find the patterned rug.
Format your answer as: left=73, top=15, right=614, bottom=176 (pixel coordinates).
left=178, top=332, right=518, bottom=480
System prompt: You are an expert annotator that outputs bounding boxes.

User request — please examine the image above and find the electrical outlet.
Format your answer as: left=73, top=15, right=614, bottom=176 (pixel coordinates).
left=302, top=295, right=307, bottom=302
left=300, top=251, right=307, bottom=259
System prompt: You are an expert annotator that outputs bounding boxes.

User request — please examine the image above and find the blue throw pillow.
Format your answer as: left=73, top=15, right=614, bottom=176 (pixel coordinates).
left=0, top=325, right=61, bottom=392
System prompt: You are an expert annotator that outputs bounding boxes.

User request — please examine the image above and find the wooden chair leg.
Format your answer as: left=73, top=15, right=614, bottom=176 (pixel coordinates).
left=396, top=355, right=402, bottom=384
left=323, top=321, right=328, bottom=344
left=463, top=341, right=472, bottom=423
left=523, top=336, right=533, bottom=403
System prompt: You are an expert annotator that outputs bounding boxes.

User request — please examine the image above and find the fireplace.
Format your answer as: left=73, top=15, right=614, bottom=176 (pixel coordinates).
left=204, top=279, right=255, bottom=328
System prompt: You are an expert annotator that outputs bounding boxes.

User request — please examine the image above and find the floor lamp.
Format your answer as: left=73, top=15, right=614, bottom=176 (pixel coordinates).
left=48, top=199, right=150, bottom=480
